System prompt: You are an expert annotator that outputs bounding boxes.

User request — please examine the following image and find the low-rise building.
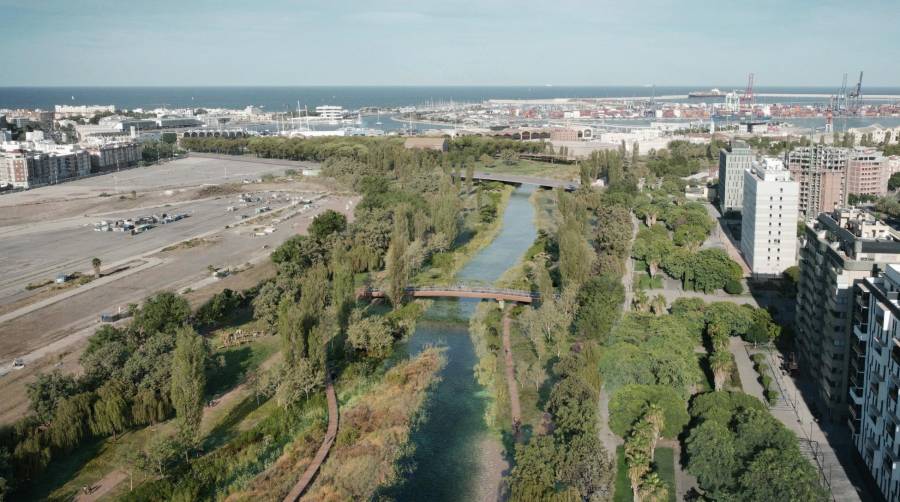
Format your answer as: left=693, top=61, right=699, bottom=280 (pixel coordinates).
left=740, top=157, right=799, bottom=275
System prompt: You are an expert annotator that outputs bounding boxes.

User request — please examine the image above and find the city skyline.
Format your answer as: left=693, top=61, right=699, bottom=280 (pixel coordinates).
left=4, top=0, right=899, bottom=87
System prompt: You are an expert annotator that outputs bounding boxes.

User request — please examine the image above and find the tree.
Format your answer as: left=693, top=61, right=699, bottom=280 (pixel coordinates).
left=608, top=384, right=689, bottom=439
left=91, top=380, right=131, bottom=438
left=650, top=294, right=667, bottom=316
left=558, top=218, right=594, bottom=288
left=738, top=448, right=829, bottom=501
left=385, top=210, right=410, bottom=308
left=308, top=210, right=347, bottom=241
left=170, top=326, right=208, bottom=444
left=888, top=172, right=900, bottom=192
left=709, top=349, right=734, bottom=391
left=27, top=370, right=79, bottom=423
left=510, top=435, right=559, bottom=500
left=500, top=149, right=518, bottom=165
left=632, top=225, right=672, bottom=277
left=346, top=313, right=395, bottom=360
left=131, top=292, right=190, bottom=339
left=91, top=257, right=102, bottom=278
left=547, top=377, right=598, bottom=438
left=49, top=392, right=94, bottom=450
left=558, top=433, right=614, bottom=501
left=685, top=420, right=740, bottom=496
left=574, top=274, right=625, bottom=342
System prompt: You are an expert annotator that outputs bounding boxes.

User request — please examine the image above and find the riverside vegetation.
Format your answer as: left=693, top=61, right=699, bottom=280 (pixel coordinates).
left=0, top=135, right=827, bottom=501
left=0, top=136, right=531, bottom=501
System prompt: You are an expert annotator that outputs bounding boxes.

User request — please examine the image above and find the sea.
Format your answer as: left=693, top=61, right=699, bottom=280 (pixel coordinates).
left=2, top=86, right=900, bottom=132
left=2, top=86, right=900, bottom=111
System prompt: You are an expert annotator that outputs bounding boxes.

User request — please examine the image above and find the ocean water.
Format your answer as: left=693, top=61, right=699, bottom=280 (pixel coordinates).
left=2, top=86, right=900, bottom=111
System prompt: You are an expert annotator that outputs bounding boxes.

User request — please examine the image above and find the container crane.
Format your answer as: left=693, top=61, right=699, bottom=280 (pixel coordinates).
left=849, top=71, right=863, bottom=113
left=739, top=73, right=755, bottom=115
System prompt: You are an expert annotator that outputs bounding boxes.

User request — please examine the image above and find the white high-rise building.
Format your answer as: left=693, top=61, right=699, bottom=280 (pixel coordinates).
left=740, top=157, right=799, bottom=275
left=717, top=140, right=753, bottom=214
left=852, top=264, right=900, bottom=501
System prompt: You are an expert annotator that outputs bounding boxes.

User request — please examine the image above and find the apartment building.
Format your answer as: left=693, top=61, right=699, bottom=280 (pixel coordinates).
left=851, top=264, right=900, bottom=501
left=85, top=142, right=141, bottom=172
left=787, top=145, right=850, bottom=217
left=717, top=139, right=753, bottom=213
left=740, top=157, right=799, bottom=275
left=796, top=208, right=900, bottom=421
left=847, top=148, right=889, bottom=197
left=0, top=146, right=90, bottom=188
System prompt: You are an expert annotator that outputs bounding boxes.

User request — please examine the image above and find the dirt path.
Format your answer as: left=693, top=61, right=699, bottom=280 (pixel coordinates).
left=501, top=310, right=522, bottom=440
left=73, top=469, right=127, bottom=502
left=284, top=373, right=338, bottom=502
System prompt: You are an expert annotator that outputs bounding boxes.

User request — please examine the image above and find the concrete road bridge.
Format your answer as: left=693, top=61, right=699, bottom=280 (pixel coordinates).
left=464, top=171, right=579, bottom=190
left=359, top=284, right=539, bottom=304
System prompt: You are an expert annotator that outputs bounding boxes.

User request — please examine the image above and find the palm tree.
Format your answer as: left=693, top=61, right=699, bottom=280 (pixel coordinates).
left=625, top=449, right=650, bottom=502
left=633, top=290, right=650, bottom=312
left=91, top=257, right=102, bottom=278
left=650, top=294, right=667, bottom=315
left=644, top=404, right=665, bottom=453
left=710, top=349, right=734, bottom=391
left=639, top=472, right=669, bottom=502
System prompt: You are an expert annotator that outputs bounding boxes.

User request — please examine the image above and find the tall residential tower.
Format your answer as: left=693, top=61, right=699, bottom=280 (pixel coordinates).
left=740, top=157, right=799, bottom=276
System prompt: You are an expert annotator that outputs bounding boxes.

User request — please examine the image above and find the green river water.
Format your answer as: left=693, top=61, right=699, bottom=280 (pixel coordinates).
left=387, top=184, right=537, bottom=501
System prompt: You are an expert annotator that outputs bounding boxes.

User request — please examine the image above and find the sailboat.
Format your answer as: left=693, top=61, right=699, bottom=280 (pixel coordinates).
left=375, top=110, right=382, bottom=126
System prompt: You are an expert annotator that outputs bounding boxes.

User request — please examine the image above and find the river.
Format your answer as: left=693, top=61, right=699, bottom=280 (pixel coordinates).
left=387, top=184, right=537, bottom=501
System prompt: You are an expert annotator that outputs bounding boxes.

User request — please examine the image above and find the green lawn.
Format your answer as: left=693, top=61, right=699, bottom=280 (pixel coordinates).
left=614, top=446, right=677, bottom=502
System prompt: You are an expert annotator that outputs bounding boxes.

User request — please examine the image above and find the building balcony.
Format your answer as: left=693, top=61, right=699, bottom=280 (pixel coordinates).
left=855, top=324, right=869, bottom=342
left=851, top=386, right=865, bottom=405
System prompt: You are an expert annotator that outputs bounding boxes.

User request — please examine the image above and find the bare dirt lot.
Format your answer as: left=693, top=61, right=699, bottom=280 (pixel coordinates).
left=0, top=155, right=356, bottom=424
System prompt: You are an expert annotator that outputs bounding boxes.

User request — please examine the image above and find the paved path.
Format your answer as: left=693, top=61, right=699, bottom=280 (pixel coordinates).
left=597, top=385, right=622, bottom=460
left=743, top=344, right=864, bottom=501
left=728, top=336, right=767, bottom=402
left=283, top=374, right=339, bottom=502
left=501, top=310, right=522, bottom=440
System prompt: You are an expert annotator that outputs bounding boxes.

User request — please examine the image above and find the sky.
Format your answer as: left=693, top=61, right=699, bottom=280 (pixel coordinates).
left=3, top=0, right=899, bottom=87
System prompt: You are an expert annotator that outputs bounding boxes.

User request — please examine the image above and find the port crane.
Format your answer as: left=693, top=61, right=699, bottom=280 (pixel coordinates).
left=739, top=73, right=755, bottom=115
left=849, top=71, right=864, bottom=113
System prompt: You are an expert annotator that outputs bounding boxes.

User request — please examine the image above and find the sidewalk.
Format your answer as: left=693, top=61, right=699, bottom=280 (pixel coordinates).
left=747, top=343, right=865, bottom=501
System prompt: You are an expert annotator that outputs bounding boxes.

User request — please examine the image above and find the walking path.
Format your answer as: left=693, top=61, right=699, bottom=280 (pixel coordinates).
left=501, top=310, right=523, bottom=440
left=622, top=213, right=639, bottom=312
left=728, top=336, right=767, bottom=402
left=73, top=469, right=127, bottom=502
left=283, top=374, right=339, bottom=502
left=596, top=385, right=622, bottom=459
left=738, top=343, right=864, bottom=501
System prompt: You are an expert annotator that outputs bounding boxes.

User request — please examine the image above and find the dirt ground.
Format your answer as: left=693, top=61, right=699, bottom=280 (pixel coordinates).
left=0, top=156, right=356, bottom=426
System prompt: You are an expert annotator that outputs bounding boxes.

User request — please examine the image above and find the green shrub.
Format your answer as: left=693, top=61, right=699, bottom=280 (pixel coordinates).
left=724, top=279, right=743, bottom=295
left=760, top=375, right=772, bottom=389
left=765, top=389, right=780, bottom=406
left=750, top=353, right=766, bottom=365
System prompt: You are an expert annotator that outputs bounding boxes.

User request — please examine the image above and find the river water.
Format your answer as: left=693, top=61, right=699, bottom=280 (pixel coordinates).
left=388, top=184, right=537, bottom=501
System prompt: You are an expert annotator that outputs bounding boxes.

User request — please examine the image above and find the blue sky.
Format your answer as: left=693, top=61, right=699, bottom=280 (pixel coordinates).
left=4, top=0, right=898, bottom=86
